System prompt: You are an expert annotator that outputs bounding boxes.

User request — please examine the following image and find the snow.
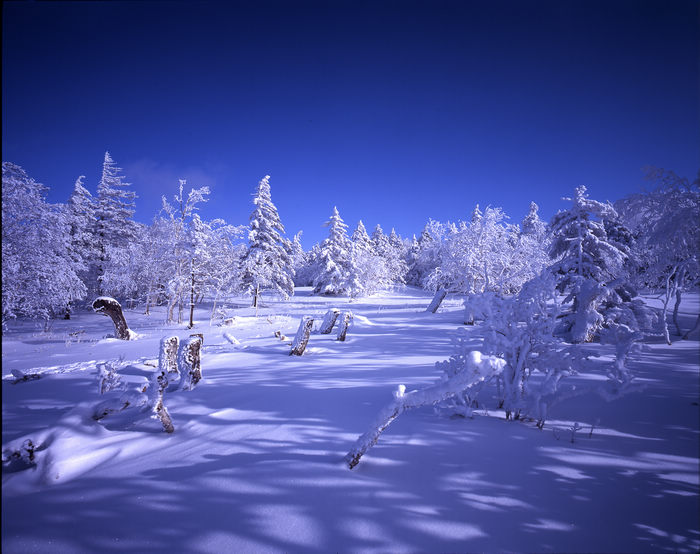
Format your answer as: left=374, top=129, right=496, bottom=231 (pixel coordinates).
left=2, top=287, right=699, bottom=553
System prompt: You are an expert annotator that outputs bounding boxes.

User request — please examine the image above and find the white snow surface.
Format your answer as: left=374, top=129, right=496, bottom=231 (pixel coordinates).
left=2, top=287, right=699, bottom=553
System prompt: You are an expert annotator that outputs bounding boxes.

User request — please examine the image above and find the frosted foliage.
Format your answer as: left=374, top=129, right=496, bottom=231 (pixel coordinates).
left=406, top=220, right=444, bottom=286
left=369, top=225, right=407, bottom=284
left=425, top=206, right=548, bottom=295
left=64, top=176, right=98, bottom=291
left=241, top=176, right=295, bottom=302
left=95, top=152, right=138, bottom=293
left=2, top=162, right=86, bottom=325
left=351, top=220, right=391, bottom=295
left=450, top=273, right=640, bottom=425
left=313, top=207, right=360, bottom=295
left=548, top=186, right=652, bottom=343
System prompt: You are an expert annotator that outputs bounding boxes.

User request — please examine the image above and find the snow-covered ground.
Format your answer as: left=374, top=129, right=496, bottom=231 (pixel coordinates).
left=2, top=287, right=699, bottom=553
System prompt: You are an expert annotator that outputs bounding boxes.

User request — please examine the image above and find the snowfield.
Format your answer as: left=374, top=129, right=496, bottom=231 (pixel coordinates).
left=2, top=287, right=699, bottom=553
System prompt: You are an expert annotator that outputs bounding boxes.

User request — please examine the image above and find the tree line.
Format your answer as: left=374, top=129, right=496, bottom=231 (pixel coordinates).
left=2, top=154, right=698, bottom=343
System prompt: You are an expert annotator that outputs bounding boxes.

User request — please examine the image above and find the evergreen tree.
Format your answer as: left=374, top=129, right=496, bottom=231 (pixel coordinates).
left=95, top=151, right=137, bottom=294
left=64, top=176, right=97, bottom=304
left=351, top=220, right=390, bottom=295
left=313, top=207, right=359, bottom=295
left=240, top=175, right=294, bottom=308
left=521, top=201, right=547, bottom=240
left=549, top=186, right=632, bottom=342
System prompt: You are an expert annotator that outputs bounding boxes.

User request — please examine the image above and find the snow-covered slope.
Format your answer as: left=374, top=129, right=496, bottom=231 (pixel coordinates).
left=2, top=288, right=698, bottom=553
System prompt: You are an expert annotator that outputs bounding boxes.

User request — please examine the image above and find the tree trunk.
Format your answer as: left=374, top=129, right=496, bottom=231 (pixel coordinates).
left=149, top=369, right=175, bottom=433
left=159, top=336, right=180, bottom=386
left=673, top=289, right=683, bottom=336
left=290, top=316, right=313, bottom=356
left=188, top=268, right=195, bottom=329
left=426, top=290, right=447, bottom=313
left=92, top=297, right=132, bottom=340
left=319, top=309, right=340, bottom=334
left=178, top=335, right=203, bottom=390
left=336, top=311, right=353, bottom=342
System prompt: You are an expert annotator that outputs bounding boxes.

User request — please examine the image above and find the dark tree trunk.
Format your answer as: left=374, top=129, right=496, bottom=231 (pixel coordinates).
left=188, top=269, right=196, bottom=329
left=92, top=297, right=132, bottom=340
left=290, top=316, right=313, bottom=356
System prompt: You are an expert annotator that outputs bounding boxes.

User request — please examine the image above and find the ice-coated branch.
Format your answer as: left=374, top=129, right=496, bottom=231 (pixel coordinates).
left=290, top=316, right=313, bottom=355
left=345, top=351, right=506, bottom=469
left=319, top=308, right=340, bottom=334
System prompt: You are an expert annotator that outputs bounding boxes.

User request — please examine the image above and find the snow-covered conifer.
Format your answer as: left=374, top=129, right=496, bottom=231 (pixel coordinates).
left=351, top=220, right=391, bottom=295
left=549, top=186, right=634, bottom=342
left=240, top=175, right=295, bottom=308
left=313, top=207, right=359, bottom=295
left=95, top=152, right=138, bottom=294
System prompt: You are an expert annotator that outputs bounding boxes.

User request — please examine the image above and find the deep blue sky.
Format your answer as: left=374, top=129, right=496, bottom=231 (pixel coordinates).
left=3, top=0, right=698, bottom=247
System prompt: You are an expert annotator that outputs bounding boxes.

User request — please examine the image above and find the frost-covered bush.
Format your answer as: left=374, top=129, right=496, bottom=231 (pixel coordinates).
left=445, top=272, right=641, bottom=427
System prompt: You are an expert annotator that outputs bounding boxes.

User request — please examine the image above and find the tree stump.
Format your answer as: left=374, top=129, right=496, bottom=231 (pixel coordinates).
left=92, top=297, right=132, bottom=340
left=426, top=289, right=447, bottom=313
left=149, top=369, right=175, bottom=433
left=336, top=311, right=353, bottom=342
left=290, top=316, right=313, bottom=356
left=178, top=336, right=203, bottom=391
left=159, top=336, right=180, bottom=391
left=319, top=308, right=340, bottom=334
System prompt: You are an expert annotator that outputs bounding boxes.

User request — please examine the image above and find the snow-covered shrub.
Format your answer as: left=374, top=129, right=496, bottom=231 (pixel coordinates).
left=445, top=272, right=641, bottom=427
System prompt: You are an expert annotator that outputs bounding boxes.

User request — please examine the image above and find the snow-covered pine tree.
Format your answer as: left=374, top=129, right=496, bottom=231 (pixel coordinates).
left=66, top=175, right=97, bottom=279
left=95, top=152, right=137, bottom=294
left=351, top=220, right=390, bottom=295
left=313, top=207, right=359, bottom=295
left=521, top=201, right=547, bottom=240
left=549, top=186, right=633, bottom=342
left=408, top=220, right=444, bottom=288
left=240, top=175, right=295, bottom=309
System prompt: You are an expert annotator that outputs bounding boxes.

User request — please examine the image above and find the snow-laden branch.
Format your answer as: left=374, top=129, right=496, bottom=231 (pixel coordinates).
left=345, top=351, right=506, bottom=469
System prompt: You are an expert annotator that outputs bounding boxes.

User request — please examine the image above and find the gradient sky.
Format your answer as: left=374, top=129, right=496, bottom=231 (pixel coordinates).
left=2, top=0, right=698, bottom=247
